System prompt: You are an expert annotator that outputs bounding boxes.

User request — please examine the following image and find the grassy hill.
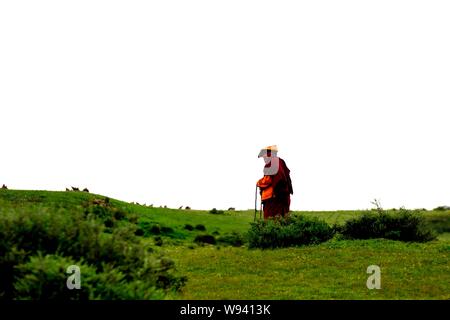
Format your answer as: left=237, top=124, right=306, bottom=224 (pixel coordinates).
left=0, top=189, right=449, bottom=299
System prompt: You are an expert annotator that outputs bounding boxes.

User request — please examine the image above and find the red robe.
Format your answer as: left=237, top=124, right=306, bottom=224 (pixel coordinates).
left=257, top=157, right=293, bottom=219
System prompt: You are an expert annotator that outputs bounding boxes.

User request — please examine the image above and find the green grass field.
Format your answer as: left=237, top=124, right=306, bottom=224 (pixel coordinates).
left=1, top=189, right=449, bottom=300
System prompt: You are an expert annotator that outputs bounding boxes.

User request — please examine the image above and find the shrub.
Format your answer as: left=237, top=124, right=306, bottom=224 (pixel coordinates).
left=184, top=224, right=194, bottom=231
left=0, top=206, right=186, bottom=299
left=139, top=222, right=173, bottom=236
left=13, top=254, right=94, bottom=300
left=247, top=215, right=334, bottom=249
left=104, top=218, right=114, bottom=228
left=161, top=226, right=174, bottom=234
left=217, top=232, right=245, bottom=247
left=149, top=224, right=161, bottom=235
left=195, top=224, right=206, bottom=231
left=434, top=206, right=450, bottom=211
left=209, top=208, right=224, bottom=215
left=339, top=208, right=436, bottom=242
left=13, top=253, right=178, bottom=300
left=194, top=234, right=216, bottom=245
left=154, top=236, right=163, bottom=246
left=424, top=214, right=450, bottom=234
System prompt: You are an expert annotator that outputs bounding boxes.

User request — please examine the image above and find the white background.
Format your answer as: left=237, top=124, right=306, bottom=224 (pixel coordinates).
left=1, top=1, right=449, bottom=210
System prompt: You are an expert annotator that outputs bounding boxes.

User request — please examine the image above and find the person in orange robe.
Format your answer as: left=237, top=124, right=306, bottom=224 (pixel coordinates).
left=256, top=145, right=293, bottom=219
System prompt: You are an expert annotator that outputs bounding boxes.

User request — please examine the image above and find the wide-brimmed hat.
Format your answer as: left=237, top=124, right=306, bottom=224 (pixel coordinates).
left=258, top=145, right=278, bottom=158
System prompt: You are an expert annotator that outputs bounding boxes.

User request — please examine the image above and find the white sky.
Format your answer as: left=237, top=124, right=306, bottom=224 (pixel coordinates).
left=1, top=1, right=449, bottom=211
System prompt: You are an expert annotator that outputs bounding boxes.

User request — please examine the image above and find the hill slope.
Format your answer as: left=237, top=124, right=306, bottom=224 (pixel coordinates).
left=0, top=189, right=449, bottom=299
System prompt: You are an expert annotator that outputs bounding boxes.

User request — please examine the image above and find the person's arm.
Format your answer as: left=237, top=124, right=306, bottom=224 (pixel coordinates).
left=257, top=175, right=273, bottom=189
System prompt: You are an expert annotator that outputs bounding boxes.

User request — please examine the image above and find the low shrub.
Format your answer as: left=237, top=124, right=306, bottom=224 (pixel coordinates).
left=194, top=234, right=216, bottom=245
left=149, top=224, right=161, bottom=235
left=424, top=214, right=450, bottom=234
left=217, top=232, right=245, bottom=247
left=339, top=208, right=436, bottom=242
left=195, top=224, right=206, bottom=231
left=161, top=226, right=174, bottom=234
left=247, top=215, right=334, bottom=249
left=134, top=228, right=145, bottom=237
left=184, top=224, right=194, bottom=231
left=0, top=206, right=186, bottom=299
left=13, top=254, right=94, bottom=300
left=139, top=222, right=174, bottom=237
left=154, top=236, right=163, bottom=246
left=13, top=253, right=179, bottom=300
left=433, top=206, right=449, bottom=211
left=209, top=208, right=224, bottom=215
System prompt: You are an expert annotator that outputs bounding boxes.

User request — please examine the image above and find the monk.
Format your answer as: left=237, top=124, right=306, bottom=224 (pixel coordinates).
left=256, top=145, right=293, bottom=219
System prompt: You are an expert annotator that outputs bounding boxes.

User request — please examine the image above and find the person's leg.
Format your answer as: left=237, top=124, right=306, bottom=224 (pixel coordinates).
left=264, top=197, right=290, bottom=219
left=279, top=195, right=290, bottom=218
left=267, top=198, right=283, bottom=219
left=263, top=199, right=275, bottom=219
left=285, top=195, right=291, bottom=217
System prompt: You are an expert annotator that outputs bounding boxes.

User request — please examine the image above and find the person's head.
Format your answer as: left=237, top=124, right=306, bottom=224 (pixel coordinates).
left=258, top=145, right=278, bottom=163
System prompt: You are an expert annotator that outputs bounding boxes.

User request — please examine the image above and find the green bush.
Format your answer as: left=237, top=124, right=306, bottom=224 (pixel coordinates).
left=149, top=224, right=162, bottom=235
left=217, top=232, right=245, bottom=247
left=424, top=214, right=450, bottom=234
left=138, top=221, right=174, bottom=237
left=209, top=208, right=224, bottom=215
left=13, top=254, right=94, bottom=300
left=134, top=228, right=145, bottom=236
left=0, top=206, right=186, bottom=299
left=195, top=224, right=206, bottom=231
left=247, top=215, right=334, bottom=249
left=154, top=236, right=163, bottom=246
left=161, top=226, right=174, bottom=234
left=13, top=253, right=177, bottom=300
left=339, top=208, right=436, bottom=242
left=194, top=234, right=216, bottom=245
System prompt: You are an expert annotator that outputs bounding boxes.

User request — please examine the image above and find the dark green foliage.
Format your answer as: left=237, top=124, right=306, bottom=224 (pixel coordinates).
left=339, top=208, right=436, bottom=242
left=0, top=204, right=185, bottom=299
left=86, top=199, right=127, bottom=223
left=424, top=214, right=450, bottom=234
left=154, top=236, right=163, bottom=246
left=13, top=254, right=93, bottom=300
left=104, top=218, right=114, bottom=228
left=217, top=232, right=245, bottom=247
left=184, top=224, right=194, bottom=231
left=150, top=224, right=161, bottom=235
left=13, top=254, right=184, bottom=300
left=209, top=208, right=224, bottom=215
left=247, top=215, right=334, bottom=249
left=138, top=221, right=175, bottom=237
left=161, top=226, right=174, bottom=234
left=195, top=224, right=206, bottom=231
left=194, top=234, right=216, bottom=245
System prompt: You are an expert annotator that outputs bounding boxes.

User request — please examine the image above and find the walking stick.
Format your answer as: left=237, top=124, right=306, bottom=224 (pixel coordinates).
left=260, top=199, right=262, bottom=220
left=254, top=185, right=258, bottom=222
